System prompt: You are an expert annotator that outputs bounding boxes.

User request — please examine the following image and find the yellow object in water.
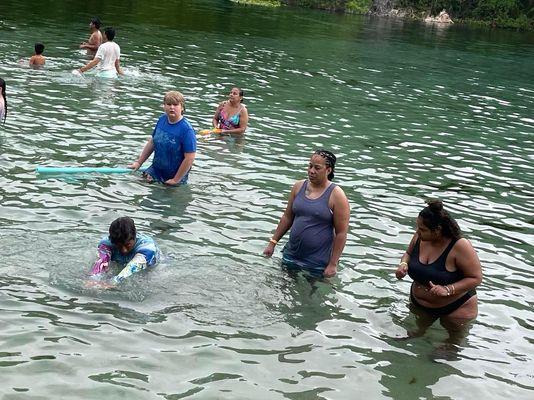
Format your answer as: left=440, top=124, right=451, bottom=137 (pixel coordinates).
left=198, top=128, right=223, bottom=135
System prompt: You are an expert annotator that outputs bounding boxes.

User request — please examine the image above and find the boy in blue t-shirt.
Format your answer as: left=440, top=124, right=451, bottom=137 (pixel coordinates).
left=128, top=91, right=197, bottom=185
left=90, top=217, right=160, bottom=284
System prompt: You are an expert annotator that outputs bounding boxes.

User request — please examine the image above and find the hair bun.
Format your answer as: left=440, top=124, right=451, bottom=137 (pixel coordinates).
left=426, top=199, right=443, bottom=213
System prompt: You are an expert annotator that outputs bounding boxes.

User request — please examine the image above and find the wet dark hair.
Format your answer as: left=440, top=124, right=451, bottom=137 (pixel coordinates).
left=104, top=27, right=116, bottom=41
left=91, top=17, right=101, bottom=29
left=419, top=199, right=462, bottom=240
left=109, top=217, right=136, bottom=246
left=314, top=149, right=336, bottom=180
left=0, top=78, right=6, bottom=123
left=34, top=43, right=45, bottom=55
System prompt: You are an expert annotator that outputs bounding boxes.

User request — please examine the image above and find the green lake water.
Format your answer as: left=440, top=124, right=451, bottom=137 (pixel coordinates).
left=0, top=0, right=533, bottom=398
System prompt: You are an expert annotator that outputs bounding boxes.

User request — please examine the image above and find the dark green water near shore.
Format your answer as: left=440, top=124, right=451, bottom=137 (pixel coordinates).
left=1, top=0, right=533, bottom=398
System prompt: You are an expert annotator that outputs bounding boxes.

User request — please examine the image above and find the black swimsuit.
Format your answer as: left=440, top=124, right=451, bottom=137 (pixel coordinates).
left=408, top=238, right=476, bottom=316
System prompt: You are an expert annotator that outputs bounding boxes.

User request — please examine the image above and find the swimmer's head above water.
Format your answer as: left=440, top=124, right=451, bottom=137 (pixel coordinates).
left=418, top=199, right=462, bottom=240
left=109, top=216, right=136, bottom=254
left=103, top=27, right=116, bottom=41
left=90, top=17, right=101, bottom=29
left=313, top=149, right=336, bottom=180
left=164, top=90, right=186, bottom=113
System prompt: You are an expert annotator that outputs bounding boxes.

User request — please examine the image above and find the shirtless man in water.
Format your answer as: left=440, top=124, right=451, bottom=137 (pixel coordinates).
left=79, top=17, right=102, bottom=56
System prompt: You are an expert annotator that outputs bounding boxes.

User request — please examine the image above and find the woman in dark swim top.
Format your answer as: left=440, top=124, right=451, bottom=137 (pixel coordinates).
left=212, top=87, right=249, bottom=135
left=396, top=200, right=482, bottom=325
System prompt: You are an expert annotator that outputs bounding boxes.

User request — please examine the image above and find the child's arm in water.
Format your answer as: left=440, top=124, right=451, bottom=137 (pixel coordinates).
left=112, top=253, right=148, bottom=284
left=91, top=244, right=112, bottom=275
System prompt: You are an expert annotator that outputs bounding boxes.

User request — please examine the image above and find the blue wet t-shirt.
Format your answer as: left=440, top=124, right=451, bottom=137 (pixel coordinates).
left=145, top=115, right=196, bottom=183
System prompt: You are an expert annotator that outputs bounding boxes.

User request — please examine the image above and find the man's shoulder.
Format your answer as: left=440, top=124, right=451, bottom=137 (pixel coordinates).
left=100, top=41, right=119, bottom=50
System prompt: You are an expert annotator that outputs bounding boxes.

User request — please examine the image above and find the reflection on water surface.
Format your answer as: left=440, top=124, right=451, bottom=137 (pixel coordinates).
left=0, top=0, right=533, bottom=398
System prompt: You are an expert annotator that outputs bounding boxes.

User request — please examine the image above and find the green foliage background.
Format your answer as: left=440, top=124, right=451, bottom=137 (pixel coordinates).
left=279, top=0, right=534, bottom=29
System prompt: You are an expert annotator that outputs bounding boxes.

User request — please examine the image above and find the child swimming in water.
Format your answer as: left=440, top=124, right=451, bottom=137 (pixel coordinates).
left=90, top=217, right=160, bottom=285
left=29, top=43, right=46, bottom=67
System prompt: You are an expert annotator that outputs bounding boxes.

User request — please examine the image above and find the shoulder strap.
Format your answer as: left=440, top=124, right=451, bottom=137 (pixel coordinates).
left=412, top=238, right=421, bottom=256
left=294, top=180, right=308, bottom=199
left=324, top=183, right=337, bottom=198
left=437, top=238, right=458, bottom=261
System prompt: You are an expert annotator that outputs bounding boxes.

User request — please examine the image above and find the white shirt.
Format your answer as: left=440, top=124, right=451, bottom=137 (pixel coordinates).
left=95, top=41, right=120, bottom=72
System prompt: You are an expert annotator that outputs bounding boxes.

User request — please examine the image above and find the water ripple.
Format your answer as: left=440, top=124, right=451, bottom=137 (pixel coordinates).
left=1, top=1, right=534, bottom=398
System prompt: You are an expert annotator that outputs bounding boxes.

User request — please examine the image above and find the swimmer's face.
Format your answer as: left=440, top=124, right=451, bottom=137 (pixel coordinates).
left=307, top=154, right=331, bottom=184
left=416, top=217, right=441, bottom=242
left=117, top=239, right=135, bottom=255
left=163, top=101, right=183, bottom=122
left=228, top=88, right=242, bottom=102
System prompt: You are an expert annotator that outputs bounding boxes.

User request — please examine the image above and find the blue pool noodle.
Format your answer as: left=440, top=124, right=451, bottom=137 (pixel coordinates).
left=36, top=166, right=147, bottom=174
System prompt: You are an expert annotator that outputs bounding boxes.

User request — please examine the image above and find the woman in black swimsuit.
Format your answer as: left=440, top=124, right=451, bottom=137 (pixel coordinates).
left=395, top=199, right=482, bottom=338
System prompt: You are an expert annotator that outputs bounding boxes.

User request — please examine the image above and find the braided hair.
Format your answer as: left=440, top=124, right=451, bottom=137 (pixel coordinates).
left=314, top=149, right=336, bottom=180
left=419, top=199, right=462, bottom=240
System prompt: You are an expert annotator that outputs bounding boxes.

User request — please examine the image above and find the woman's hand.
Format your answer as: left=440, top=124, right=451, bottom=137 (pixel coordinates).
left=263, top=242, right=275, bottom=257
left=395, top=261, right=408, bottom=280
left=323, top=263, right=337, bottom=278
left=428, top=281, right=450, bottom=297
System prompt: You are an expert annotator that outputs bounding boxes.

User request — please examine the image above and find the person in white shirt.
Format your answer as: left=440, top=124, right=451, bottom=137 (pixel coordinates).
left=77, top=27, right=123, bottom=78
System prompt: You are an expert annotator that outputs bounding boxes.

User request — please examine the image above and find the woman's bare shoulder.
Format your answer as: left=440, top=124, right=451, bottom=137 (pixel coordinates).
left=293, top=179, right=306, bottom=191
left=453, top=237, right=476, bottom=253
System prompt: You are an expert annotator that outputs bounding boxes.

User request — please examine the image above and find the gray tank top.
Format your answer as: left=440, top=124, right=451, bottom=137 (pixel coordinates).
left=283, top=180, right=336, bottom=272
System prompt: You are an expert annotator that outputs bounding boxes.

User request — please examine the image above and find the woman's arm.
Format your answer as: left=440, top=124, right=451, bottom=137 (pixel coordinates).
left=212, top=103, right=224, bottom=128
left=396, top=234, right=418, bottom=279
left=453, top=239, right=483, bottom=289
left=263, top=181, right=302, bottom=257
left=428, top=238, right=483, bottom=297
left=323, top=187, right=350, bottom=277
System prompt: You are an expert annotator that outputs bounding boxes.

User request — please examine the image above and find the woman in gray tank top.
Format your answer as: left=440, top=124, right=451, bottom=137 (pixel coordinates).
left=263, top=150, right=350, bottom=277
